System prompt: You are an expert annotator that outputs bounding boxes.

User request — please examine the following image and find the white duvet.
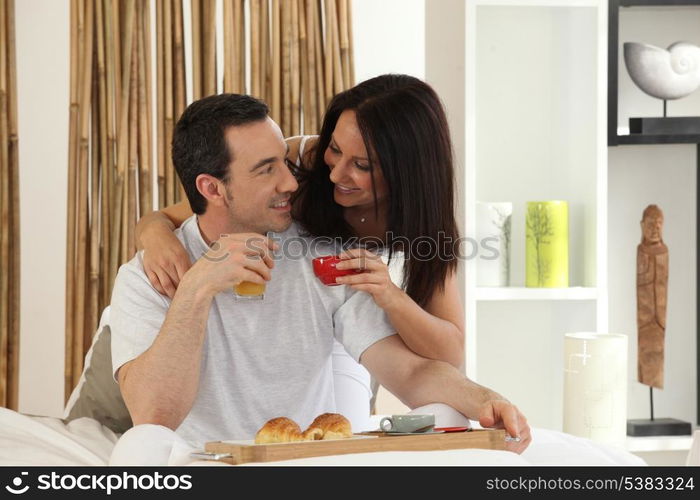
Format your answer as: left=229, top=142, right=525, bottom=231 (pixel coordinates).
left=0, top=408, right=646, bottom=466
left=0, top=408, right=118, bottom=466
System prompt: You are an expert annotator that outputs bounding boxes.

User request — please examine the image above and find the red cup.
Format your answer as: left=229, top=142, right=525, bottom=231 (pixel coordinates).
left=312, top=255, right=359, bottom=286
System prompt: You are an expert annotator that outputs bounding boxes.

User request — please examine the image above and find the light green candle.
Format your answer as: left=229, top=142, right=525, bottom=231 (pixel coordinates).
left=526, top=201, right=569, bottom=287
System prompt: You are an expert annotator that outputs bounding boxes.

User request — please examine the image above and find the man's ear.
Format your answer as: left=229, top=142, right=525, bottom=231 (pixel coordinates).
left=195, top=174, right=228, bottom=208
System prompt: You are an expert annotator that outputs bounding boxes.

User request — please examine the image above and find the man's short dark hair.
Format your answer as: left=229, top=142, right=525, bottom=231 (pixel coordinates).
left=172, top=93, right=269, bottom=214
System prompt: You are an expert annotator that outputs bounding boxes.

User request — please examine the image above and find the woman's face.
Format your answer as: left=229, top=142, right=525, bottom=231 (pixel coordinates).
left=324, top=110, right=388, bottom=209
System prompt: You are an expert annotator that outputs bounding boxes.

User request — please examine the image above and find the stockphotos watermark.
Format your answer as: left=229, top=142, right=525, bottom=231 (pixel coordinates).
left=4, top=471, right=192, bottom=496
left=203, top=232, right=504, bottom=263
left=5, top=472, right=29, bottom=495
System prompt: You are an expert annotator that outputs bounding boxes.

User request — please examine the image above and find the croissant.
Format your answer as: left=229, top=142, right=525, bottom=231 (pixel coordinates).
left=254, top=417, right=309, bottom=444
left=254, top=413, right=353, bottom=444
left=305, top=413, right=353, bottom=440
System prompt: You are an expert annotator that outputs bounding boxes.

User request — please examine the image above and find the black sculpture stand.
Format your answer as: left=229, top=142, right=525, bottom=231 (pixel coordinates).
left=629, top=99, right=700, bottom=135
left=627, top=387, right=692, bottom=437
left=627, top=418, right=692, bottom=437
left=629, top=116, right=700, bottom=135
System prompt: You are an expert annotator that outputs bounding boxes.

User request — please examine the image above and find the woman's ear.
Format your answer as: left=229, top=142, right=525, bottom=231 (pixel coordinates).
left=195, top=174, right=228, bottom=208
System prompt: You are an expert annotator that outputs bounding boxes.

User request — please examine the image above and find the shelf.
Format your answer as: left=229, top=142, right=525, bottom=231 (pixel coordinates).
left=626, top=435, right=694, bottom=453
left=620, top=0, right=700, bottom=6
left=616, top=134, right=700, bottom=145
left=475, top=287, right=598, bottom=301
left=608, top=1, right=700, bottom=147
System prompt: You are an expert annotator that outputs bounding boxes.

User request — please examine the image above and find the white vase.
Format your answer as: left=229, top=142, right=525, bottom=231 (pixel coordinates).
left=563, top=333, right=628, bottom=448
left=476, top=202, right=512, bottom=287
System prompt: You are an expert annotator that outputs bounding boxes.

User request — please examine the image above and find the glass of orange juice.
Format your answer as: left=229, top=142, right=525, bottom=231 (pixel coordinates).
left=233, top=281, right=266, bottom=300
left=233, top=233, right=272, bottom=299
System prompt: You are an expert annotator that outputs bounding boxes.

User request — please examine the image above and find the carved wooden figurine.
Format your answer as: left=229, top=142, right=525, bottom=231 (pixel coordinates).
left=636, top=204, right=668, bottom=389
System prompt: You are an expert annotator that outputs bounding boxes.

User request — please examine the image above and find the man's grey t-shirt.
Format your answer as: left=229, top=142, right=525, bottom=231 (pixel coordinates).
left=110, top=216, right=395, bottom=445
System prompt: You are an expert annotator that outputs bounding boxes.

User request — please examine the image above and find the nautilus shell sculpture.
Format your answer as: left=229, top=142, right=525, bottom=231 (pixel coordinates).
left=624, top=41, right=700, bottom=100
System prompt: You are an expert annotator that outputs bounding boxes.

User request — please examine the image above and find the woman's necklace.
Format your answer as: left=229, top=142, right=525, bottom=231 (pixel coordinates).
left=348, top=207, right=370, bottom=224
left=345, top=202, right=388, bottom=237
left=355, top=206, right=375, bottom=224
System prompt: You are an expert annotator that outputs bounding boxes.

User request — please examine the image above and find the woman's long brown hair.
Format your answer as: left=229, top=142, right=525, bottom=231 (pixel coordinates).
left=294, top=74, right=460, bottom=307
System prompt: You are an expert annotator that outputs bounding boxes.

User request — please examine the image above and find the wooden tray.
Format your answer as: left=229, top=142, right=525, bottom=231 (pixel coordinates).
left=204, top=429, right=505, bottom=465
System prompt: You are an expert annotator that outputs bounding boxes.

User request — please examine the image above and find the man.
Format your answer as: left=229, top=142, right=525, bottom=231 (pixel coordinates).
left=110, top=94, right=531, bottom=452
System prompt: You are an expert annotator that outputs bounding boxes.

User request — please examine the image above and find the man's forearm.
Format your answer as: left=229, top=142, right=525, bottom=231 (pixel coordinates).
left=119, top=279, right=212, bottom=429
left=397, top=358, right=505, bottom=420
left=362, top=336, right=529, bottom=450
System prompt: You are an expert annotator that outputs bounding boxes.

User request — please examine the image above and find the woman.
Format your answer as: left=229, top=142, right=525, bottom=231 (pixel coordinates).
left=135, top=74, right=464, bottom=428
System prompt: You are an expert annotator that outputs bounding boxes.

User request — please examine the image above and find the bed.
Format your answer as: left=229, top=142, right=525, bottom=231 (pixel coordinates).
left=0, top=407, right=649, bottom=466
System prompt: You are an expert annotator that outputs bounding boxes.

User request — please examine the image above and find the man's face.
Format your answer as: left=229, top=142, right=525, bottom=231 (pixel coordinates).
left=641, top=214, right=663, bottom=243
left=223, top=117, right=298, bottom=234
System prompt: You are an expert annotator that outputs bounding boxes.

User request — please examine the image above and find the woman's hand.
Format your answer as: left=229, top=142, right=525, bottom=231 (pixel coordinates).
left=143, top=229, right=192, bottom=298
left=334, top=248, right=404, bottom=310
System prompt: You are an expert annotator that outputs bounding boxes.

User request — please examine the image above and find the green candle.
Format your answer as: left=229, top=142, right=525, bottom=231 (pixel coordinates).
left=526, top=201, right=569, bottom=287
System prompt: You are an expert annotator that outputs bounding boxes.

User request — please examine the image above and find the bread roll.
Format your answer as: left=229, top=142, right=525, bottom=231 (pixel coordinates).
left=305, top=413, right=353, bottom=440
left=254, top=413, right=353, bottom=444
left=254, top=417, right=308, bottom=444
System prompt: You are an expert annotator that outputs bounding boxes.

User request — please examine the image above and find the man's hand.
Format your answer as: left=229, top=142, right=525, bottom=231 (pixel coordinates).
left=184, top=233, right=278, bottom=297
left=478, top=399, right=532, bottom=454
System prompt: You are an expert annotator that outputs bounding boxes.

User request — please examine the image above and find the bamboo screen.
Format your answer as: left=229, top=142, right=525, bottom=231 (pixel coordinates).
left=64, top=0, right=355, bottom=400
left=0, top=0, right=19, bottom=411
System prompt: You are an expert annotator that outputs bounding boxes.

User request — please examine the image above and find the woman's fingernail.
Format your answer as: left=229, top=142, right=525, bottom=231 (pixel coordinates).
left=336, top=277, right=344, bottom=283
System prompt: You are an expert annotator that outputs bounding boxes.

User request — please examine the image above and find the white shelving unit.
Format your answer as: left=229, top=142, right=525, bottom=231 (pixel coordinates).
left=626, top=435, right=694, bottom=453
left=626, top=436, right=694, bottom=466
left=464, top=0, right=608, bottom=431
left=476, top=287, right=598, bottom=301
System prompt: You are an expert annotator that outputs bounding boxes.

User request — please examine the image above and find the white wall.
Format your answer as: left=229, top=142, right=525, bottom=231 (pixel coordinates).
left=611, top=5, right=698, bottom=426
left=16, top=0, right=69, bottom=417
left=425, top=0, right=465, bottom=299
left=352, top=0, right=425, bottom=82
